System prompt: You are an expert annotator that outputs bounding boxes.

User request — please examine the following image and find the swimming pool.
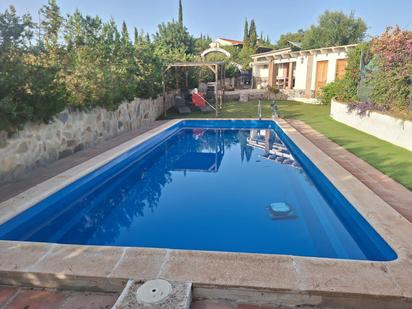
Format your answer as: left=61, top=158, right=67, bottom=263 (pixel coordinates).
left=0, top=120, right=396, bottom=261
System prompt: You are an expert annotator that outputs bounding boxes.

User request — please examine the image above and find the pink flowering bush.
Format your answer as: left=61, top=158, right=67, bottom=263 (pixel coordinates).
left=368, top=27, right=412, bottom=111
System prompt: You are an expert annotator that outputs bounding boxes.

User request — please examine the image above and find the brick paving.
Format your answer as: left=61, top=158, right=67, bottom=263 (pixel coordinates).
left=190, top=300, right=316, bottom=309
left=0, top=286, right=118, bottom=309
left=286, top=119, right=412, bottom=223
left=0, top=121, right=168, bottom=203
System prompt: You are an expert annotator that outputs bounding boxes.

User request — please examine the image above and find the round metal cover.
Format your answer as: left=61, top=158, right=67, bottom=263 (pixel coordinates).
left=136, top=279, right=172, bottom=304
left=270, top=202, right=291, bottom=214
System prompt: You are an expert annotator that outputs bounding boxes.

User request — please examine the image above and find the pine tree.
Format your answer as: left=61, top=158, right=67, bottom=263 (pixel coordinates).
left=39, top=0, right=63, bottom=48
left=249, top=19, right=257, bottom=48
left=178, top=0, right=183, bottom=26
left=243, top=18, right=249, bottom=47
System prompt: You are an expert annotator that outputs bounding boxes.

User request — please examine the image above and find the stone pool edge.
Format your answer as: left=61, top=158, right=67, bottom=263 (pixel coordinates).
left=0, top=118, right=411, bottom=304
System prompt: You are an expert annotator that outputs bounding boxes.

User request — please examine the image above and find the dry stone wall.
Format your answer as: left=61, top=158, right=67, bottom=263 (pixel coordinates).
left=0, top=95, right=174, bottom=184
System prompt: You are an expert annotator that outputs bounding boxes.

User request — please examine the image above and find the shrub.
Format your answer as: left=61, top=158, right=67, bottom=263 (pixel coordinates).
left=334, top=27, right=412, bottom=114
left=268, top=85, right=279, bottom=94
left=347, top=101, right=386, bottom=116
left=368, top=27, right=412, bottom=111
left=0, top=52, right=67, bottom=132
left=317, top=79, right=343, bottom=104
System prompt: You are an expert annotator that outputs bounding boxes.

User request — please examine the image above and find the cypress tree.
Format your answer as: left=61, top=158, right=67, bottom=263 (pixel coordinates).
left=134, top=27, right=139, bottom=44
left=243, top=18, right=249, bottom=46
left=249, top=19, right=257, bottom=48
left=178, top=0, right=183, bottom=25
left=121, top=21, right=129, bottom=44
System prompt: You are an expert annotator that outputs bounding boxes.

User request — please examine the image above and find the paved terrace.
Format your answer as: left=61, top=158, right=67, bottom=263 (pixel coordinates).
left=0, top=286, right=118, bottom=308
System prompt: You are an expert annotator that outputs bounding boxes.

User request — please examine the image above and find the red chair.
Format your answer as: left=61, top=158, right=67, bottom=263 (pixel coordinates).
left=192, top=92, right=206, bottom=107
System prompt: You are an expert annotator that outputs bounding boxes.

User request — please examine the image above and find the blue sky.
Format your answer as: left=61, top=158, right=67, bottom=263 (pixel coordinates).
left=1, top=0, right=411, bottom=42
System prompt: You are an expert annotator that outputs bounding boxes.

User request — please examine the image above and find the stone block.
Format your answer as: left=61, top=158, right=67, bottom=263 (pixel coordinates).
left=239, top=93, right=249, bottom=102
left=58, top=149, right=73, bottom=159
left=16, top=141, right=28, bottom=154
left=73, top=143, right=84, bottom=153
left=67, top=139, right=76, bottom=147
left=58, top=111, right=69, bottom=123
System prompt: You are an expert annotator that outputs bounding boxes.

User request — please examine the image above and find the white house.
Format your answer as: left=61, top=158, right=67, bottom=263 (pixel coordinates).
left=251, top=44, right=357, bottom=99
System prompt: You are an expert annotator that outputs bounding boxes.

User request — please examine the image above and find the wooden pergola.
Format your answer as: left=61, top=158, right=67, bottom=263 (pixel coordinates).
left=162, top=61, right=225, bottom=116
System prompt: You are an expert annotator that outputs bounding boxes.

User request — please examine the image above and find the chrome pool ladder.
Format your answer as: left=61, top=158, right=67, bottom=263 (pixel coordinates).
left=258, top=100, right=262, bottom=120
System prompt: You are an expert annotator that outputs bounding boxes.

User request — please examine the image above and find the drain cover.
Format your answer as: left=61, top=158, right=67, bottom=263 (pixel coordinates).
left=136, top=279, right=172, bottom=304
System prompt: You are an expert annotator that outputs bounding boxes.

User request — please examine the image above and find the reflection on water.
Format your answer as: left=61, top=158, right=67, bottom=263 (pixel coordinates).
left=173, top=129, right=225, bottom=173
left=248, top=129, right=301, bottom=169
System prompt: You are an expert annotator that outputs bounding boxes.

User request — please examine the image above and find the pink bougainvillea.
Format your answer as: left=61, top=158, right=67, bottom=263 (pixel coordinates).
left=371, top=26, right=412, bottom=77
left=367, top=26, right=412, bottom=110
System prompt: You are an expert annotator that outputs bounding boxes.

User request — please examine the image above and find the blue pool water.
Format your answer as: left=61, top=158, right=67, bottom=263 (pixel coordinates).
left=0, top=120, right=396, bottom=261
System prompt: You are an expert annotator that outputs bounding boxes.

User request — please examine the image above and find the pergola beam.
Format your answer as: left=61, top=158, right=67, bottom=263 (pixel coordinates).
left=162, top=61, right=226, bottom=117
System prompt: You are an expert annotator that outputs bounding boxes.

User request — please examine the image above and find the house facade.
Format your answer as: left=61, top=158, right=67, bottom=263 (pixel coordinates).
left=251, top=44, right=357, bottom=99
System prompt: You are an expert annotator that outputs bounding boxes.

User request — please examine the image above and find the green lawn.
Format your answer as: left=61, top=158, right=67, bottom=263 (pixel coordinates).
left=163, top=100, right=412, bottom=190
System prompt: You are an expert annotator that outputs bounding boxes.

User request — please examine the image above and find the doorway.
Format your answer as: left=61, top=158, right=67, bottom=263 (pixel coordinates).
left=315, top=60, right=328, bottom=94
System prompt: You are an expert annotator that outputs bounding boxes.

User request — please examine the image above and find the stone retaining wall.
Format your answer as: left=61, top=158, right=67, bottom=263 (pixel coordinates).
left=0, top=95, right=174, bottom=184
left=331, top=98, right=412, bottom=151
left=224, top=89, right=288, bottom=102
left=224, top=89, right=319, bottom=103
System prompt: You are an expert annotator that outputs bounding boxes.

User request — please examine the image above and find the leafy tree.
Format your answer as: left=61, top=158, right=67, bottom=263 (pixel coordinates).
left=276, top=29, right=304, bottom=49
left=153, top=20, right=194, bottom=54
left=0, top=5, right=66, bottom=131
left=243, top=18, right=249, bottom=47
left=249, top=19, right=257, bottom=47
left=134, top=35, right=162, bottom=98
left=64, top=10, right=102, bottom=50
left=194, top=34, right=211, bottom=54
left=238, top=44, right=256, bottom=70
left=301, top=11, right=367, bottom=49
left=153, top=20, right=195, bottom=90
left=0, top=5, right=33, bottom=51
